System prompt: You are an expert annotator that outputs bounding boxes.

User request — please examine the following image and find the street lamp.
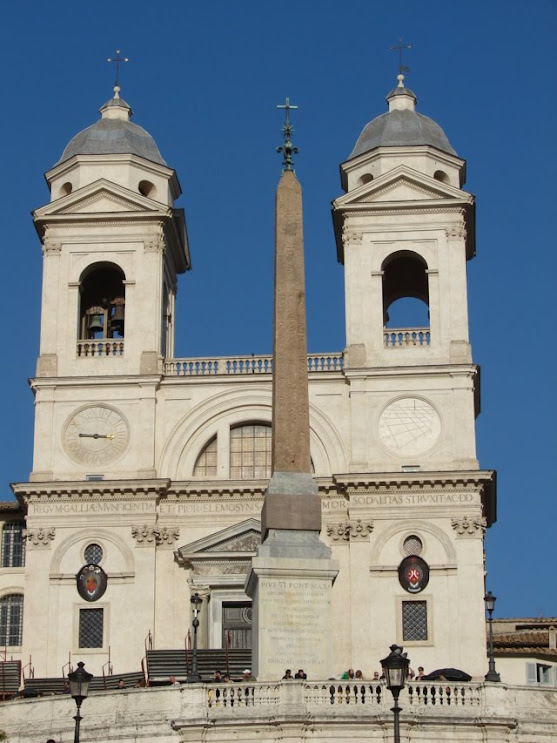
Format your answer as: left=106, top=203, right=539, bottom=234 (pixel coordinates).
left=67, top=661, right=93, bottom=743
left=186, top=592, right=203, bottom=683
left=484, top=590, right=501, bottom=682
left=380, top=644, right=410, bottom=743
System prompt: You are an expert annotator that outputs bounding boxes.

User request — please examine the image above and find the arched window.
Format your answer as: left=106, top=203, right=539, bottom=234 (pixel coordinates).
left=382, top=251, right=429, bottom=329
left=79, top=263, right=126, bottom=340
left=0, top=594, right=24, bottom=646
left=2, top=521, right=25, bottom=567
left=192, top=423, right=315, bottom=479
left=433, top=169, right=449, bottom=184
left=193, top=435, right=217, bottom=477
left=230, top=424, right=272, bottom=479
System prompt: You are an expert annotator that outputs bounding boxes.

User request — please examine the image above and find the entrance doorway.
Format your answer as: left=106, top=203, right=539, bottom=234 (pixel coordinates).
left=222, top=602, right=252, bottom=649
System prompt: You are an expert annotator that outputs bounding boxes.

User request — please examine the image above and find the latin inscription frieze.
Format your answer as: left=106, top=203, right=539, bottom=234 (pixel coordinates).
left=350, top=492, right=476, bottom=507
left=30, top=501, right=155, bottom=515
left=160, top=501, right=262, bottom=516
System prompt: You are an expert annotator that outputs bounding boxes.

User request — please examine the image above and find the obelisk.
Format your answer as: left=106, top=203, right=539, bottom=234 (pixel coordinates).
left=246, top=100, right=338, bottom=681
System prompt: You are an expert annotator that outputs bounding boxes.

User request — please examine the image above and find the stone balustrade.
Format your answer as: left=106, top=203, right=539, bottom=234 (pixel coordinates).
left=207, top=680, right=482, bottom=711
left=164, top=353, right=344, bottom=376
left=77, top=339, right=125, bottom=357
left=384, top=328, right=431, bottom=347
left=1, top=681, right=556, bottom=741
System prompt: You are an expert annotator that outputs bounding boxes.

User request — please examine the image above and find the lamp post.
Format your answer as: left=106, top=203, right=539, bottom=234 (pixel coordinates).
left=186, top=592, right=203, bottom=683
left=67, top=661, right=93, bottom=743
left=380, top=644, right=410, bottom=743
left=484, top=590, right=501, bottom=682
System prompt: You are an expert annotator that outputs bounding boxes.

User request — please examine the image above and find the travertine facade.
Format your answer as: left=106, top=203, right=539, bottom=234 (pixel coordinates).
left=1, top=76, right=555, bottom=741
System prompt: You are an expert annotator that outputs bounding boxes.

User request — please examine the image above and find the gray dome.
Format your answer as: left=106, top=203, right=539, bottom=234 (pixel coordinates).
left=56, top=96, right=166, bottom=167
left=349, top=83, right=457, bottom=160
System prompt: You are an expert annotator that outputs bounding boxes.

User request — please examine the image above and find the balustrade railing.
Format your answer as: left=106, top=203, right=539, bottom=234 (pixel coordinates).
left=407, top=681, right=481, bottom=707
left=305, top=682, right=384, bottom=706
left=208, top=682, right=280, bottom=708
left=164, top=353, right=344, bottom=377
left=77, top=339, right=124, bottom=357
left=384, top=328, right=430, bottom=348
left=206, top=680, right=483, bottom=711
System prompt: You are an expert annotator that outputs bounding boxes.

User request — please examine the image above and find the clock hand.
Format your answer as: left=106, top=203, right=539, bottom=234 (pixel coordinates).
left=79, top=433, right=115, bottom=440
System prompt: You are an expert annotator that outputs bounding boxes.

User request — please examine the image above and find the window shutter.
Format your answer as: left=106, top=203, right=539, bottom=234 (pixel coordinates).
left=526, top=663, right=537, bottom=684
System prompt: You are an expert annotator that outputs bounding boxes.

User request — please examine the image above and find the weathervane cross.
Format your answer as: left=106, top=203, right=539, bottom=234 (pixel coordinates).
left=390, top=37, right=412, bottom=75
left=106, top=49, right=129, bottom=88
left=276, top=97, right=299, bottom=172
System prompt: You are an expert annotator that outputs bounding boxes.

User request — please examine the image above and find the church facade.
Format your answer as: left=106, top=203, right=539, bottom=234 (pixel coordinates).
left=0, top=74, right=555, bottom=741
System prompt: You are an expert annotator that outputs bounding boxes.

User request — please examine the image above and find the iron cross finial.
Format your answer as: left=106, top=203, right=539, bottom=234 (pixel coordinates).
left=276, top=97, right=299, bottom=172
left=390, top=37, right=412, bottom=75
left=106, top=49, right=129, bottom=89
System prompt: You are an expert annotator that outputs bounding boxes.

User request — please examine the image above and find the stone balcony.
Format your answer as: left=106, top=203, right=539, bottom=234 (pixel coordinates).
left=1, top=680, right=555, bottom=742
left=164, top=352, right=344, bottom=376
left=384, top=327, right=431, bottom=347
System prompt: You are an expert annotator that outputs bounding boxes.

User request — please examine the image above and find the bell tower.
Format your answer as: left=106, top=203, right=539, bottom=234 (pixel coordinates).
left=30, top=86, right=190, bottom=481
left=332, top=75, right=478, bottom=474
left=329, top=76, right=495, bottom=677
left=33, top=85, right=189, bottom=379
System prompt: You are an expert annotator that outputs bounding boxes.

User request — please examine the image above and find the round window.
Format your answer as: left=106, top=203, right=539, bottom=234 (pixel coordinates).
left=84, top=543, right=103, bottom=564
left=403, top=535, right=423, bottom=556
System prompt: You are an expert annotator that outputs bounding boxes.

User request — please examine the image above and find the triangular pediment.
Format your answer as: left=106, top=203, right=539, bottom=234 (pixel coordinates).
left=176, top=518, right=261, bottom=558
left=334, top=165, right=468, bottom=208
left=34, top=179, right=166, bottom=219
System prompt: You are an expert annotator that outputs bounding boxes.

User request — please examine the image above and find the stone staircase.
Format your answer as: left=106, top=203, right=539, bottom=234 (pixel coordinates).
left=22, top=670, right=145, bottom=697
left=0, top=660, right=21, bottom=699
left=146, top=648, right=252, bottom=684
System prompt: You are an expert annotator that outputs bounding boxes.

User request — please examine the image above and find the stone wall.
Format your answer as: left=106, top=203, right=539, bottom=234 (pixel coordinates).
left=1, top=681, right=555, bottom=742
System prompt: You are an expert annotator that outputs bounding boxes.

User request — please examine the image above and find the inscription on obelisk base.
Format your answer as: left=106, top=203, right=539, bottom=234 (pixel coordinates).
left=247, top=548, right=338, bottom=680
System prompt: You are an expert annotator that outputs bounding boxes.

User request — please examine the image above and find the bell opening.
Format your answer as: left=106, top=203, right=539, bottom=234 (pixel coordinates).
left=79, top=263, right=126, bottom=341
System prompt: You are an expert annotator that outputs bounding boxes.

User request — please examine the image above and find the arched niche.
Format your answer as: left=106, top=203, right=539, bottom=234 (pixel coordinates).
left=381, top=250, right=429, bottom=328
left=78, top=261, right=126, bottom=340
left=50, top=527, right=135, bottom=576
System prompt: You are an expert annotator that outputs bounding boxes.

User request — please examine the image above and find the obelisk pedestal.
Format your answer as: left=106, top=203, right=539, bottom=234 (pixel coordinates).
left=246, top=124, right=338, bottom=680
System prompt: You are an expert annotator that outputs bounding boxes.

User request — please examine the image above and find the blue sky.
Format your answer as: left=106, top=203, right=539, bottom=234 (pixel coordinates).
left=0, top=1, right=555, bottom=619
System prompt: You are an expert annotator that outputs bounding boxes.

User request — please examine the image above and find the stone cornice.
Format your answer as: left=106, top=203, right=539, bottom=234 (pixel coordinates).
left=11, top=473, right=495, bottom=525
left=339, top=206, right=470, bottom=223
left=342, top=362, right=478, bottom=380
left=29, top=375, right=163, bottom=390
left=12, top=479, right=170, bottom=506
left=333, top=470, right=495, bottom=492
left=168, top=480, right=268, bottom=500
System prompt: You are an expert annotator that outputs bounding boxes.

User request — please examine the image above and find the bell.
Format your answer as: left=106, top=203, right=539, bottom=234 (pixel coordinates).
left=111, top=301, right=125, bottom=333
left=88, top=313, right=104, bottom=333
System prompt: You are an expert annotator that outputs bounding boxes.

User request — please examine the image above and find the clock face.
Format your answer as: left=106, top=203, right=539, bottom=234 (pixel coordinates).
left=64, top=405, right=129, bottom=465
left=378, top=397, right=441, bottom=456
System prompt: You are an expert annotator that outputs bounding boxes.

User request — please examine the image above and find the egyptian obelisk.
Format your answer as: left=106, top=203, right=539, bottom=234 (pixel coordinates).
left=246, top=100, right=338, bottom=681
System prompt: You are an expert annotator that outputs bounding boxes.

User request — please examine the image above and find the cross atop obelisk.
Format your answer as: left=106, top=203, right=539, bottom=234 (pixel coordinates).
left=276, top=98, right=299, bottom=172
